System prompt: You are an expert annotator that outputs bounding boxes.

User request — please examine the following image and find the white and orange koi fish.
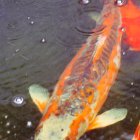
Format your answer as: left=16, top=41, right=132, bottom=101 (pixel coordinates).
left=29, top=1, right=127, bottom=140
left=133, top=122, right=140, bottom=140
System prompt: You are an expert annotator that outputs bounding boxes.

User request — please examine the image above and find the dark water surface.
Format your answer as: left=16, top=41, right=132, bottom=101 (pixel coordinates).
left=0, top=0, right=139, bottom=140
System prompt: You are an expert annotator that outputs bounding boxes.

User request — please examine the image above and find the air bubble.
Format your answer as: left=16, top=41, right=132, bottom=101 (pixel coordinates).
left=121, top=27, right=126, bottom=32
left=27, top=17, right=31, bottom=20
left=79, top=0, right=90, bottom=5
left=115, top=0, right=127, bottom=6
left=41, top=38, right=46, bottom=43
left=131, top=82, right=134, bottom=86
left=7, top=130, right=11, bottom=134
left=13, top=96, right=23, bottom=104
left=6, top=122, right=10, bottom=127
left=13, top=125, right=16, bottom=128
left=27, top=121, right=32, bottom=128
left=4, top=115, right=8, bottom=119
left=11, top=95, right=26, bottom=107
left=135, top=106, right=138, bottom=109
left=132, top=94, right=135, bottom=98
left=130, top=118, right=133, bottom=122
left=15, top=49, right=20, bottom=53
left=30, top=21, right=34, bottom=25
left=122, top=51, right=126, bottom=55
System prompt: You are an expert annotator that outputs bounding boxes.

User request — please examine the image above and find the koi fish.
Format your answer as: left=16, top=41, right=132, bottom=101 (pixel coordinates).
left=119, top=0, right=140, bottom=51
left=133, top=122, right=140, bottom=140
left=29, top=1, right=127, bottom=140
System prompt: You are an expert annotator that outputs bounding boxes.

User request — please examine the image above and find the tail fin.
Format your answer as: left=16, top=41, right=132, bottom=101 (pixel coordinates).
left=133, top=122, right=140, bottom=140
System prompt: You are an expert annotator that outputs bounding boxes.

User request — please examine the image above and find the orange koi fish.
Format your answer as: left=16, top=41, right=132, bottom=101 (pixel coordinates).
left=133, top=122, right=140, bottom=140
left=29, top=1, right=127, bottom=140
left=119, top=0, right=140, bottom=51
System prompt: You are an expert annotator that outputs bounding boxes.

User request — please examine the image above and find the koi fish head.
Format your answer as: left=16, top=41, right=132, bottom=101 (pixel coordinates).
left=34, top=113, right=88, bottom=140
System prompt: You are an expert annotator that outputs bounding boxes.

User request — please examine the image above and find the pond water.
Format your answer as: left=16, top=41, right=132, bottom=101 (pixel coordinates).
left=0, top=0, right=139, bottom=140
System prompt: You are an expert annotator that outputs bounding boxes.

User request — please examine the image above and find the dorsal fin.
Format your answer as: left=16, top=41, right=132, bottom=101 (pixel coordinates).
left=28, top=84, right=51, bottom=113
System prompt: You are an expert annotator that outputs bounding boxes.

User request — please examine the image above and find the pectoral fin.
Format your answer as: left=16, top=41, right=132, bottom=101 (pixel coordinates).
left=29, top=84, right=51, bottom=113
left=88, top=108, right=127, bottom=131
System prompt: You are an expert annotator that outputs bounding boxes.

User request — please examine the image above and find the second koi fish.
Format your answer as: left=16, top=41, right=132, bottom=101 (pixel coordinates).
left=133, top=122, right=140, bottom=140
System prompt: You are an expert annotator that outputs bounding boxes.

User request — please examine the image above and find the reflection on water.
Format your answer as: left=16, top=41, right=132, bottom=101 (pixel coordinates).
left=0, top=0, right=139, bottom=140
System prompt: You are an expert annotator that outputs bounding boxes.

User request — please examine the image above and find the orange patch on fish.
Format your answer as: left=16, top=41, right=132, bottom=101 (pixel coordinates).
left=40, top=100, right=58, bottom=122
left=68, top=106, right=91, bottom=139
left=119, top=0, right=140, bottom=51
left=56, top=44, right=87, bottom=96
left=34, top=99, right=47, bottom=113
left=133, top=122, right=140, bottom=140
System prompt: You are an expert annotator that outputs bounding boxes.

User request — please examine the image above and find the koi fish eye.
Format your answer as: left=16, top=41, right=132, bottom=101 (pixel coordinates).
left=114, top=0, right=127, bottom=6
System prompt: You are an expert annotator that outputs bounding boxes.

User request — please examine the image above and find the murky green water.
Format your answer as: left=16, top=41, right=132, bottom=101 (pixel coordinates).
left=0, top=0, right=139, bottom=140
